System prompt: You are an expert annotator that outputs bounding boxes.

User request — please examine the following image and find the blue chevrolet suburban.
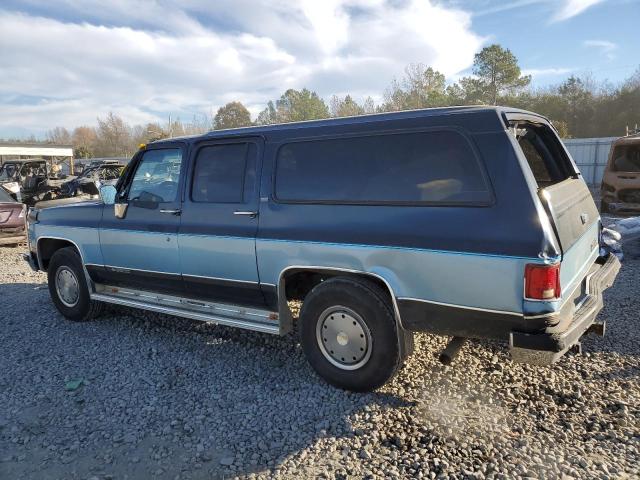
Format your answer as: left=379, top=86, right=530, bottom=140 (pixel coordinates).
left=24, top=107, right=620, bottom=391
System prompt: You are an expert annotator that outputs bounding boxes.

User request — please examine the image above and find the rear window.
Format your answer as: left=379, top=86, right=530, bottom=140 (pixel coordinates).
left=274, top=130, right=491, bottom=205
left=513, top=122, right=575, bottom=188
left=611, top=145, right=640, bottom=172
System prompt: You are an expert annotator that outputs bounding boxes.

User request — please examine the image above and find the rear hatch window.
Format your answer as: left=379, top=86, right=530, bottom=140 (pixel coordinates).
left=512, top=122, right=575, bottom=188
left=511, top=120, right=599, bottom=256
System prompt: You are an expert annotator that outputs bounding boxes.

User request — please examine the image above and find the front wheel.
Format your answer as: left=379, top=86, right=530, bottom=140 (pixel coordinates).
left=47, top=247, right=103, bottom=322
left=299, top=277, right=404, bottom=391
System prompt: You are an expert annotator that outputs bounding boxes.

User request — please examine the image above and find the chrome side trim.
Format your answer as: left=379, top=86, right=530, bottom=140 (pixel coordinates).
left=397, top=296, right=523, bottom=317
left=182, top=273, right=260, bottom=285
left=100, top=264, right=181, bottom=276
left=277, top=265, right=405, bottom=330
left=91, top=285, right=281, bottom=335
left=523, top=311, right=560, bottom=320
left=93, top=265, right=261, bottom=286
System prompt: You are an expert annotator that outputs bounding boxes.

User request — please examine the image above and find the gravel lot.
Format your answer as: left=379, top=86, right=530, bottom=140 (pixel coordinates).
left=0, top=241, right=638, bottom=480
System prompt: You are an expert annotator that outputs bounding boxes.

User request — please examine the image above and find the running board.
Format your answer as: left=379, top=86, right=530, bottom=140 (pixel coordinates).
left=91, top=284, right=282, bottom=335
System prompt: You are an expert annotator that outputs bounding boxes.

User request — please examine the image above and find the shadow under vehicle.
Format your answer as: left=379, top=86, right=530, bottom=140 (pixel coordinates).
left=0, top=159, right=70, bottom=206
left=601, top=131, right=640, bottom=214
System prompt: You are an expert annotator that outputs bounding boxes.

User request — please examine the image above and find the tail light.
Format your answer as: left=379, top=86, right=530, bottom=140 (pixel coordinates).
left=525, top=264, right=560, bottom=300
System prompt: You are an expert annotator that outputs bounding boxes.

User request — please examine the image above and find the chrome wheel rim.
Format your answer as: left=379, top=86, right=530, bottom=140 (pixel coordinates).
left=316, top=306, right=372, bottom=370
left=55, top=266, right=80, bottom=308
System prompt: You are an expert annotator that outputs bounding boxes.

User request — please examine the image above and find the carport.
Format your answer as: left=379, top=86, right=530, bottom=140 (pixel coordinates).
left=0, top=143, right=75, bottom=174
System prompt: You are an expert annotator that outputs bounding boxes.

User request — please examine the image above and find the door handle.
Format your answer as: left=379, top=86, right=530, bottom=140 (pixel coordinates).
left=233, top=210, right=258, bottom=218
left=159, top=209, right=181, bottom=216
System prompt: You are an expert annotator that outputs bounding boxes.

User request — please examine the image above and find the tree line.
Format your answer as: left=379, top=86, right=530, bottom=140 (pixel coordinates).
left=5, top=44, right=639, bottom=158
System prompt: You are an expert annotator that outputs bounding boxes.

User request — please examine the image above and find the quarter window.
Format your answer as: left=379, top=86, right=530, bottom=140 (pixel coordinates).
left=274, top=131, right=491, bottom=204
left=127, top=149, right=182, bottom=203
left=192, top=144, right=250, bottom=203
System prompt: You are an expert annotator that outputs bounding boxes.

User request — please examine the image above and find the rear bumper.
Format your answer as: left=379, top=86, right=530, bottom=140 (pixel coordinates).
left=0, top=227, right=26, bottom=245
left=509, top=253, right=621, bottom=365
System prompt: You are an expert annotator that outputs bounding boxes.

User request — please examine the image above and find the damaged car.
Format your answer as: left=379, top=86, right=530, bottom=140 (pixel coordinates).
left=0, top=185, right=26, bottom=245
left=57, top=162, right=124, bottom=199
left=601, top=132, right=640, bottom=214
left=0, top=159, right=69, bottom=206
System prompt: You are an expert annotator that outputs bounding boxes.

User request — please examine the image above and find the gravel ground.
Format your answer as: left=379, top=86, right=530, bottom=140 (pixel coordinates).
left=0, top=241, right=639, bottom=480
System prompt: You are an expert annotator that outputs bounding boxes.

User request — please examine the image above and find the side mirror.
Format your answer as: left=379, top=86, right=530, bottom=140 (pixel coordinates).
left=99, top=185, right=117, bottom=205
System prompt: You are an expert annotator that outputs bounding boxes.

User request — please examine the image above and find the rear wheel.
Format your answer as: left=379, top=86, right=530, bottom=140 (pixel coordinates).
left=300, top=277, right=405, bottom=391
left=47, top=247, right=103, bottom=321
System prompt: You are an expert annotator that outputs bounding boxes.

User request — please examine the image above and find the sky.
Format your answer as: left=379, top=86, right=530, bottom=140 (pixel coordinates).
left=0, top=0, right=638, bottom=138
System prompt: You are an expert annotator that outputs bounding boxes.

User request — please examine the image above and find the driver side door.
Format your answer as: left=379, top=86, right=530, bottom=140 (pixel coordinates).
left=95, top=145, right=186, bottom=295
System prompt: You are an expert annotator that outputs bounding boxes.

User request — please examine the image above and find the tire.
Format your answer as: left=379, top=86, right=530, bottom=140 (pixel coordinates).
left=47, top=246, right=103, bottom=322
left=299, top=276, right=405, bottom=391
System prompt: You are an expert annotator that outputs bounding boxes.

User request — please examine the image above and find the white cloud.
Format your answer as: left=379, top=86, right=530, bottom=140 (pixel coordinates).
left=584, top=39, right=618, bottom=59
left=522, top=67, right=574, bottom=77
left=552, top=0, right=604, bottom=22
left=0, top=1, right=484, bottom=135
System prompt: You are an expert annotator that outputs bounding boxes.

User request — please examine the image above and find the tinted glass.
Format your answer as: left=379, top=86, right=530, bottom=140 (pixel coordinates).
left=275, top=131, right=490, bottom=204
left=515, top=123, right=573, bottom=188
left=128, top=149, right=182, bottom=202
left=192, top=144, right=248, bottom=203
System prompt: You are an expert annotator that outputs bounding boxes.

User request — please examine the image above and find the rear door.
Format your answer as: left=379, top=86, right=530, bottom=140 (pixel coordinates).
left=509, top=115, right=599, bottom=251
left=178, top=137, right=264, bottom=307
left=508, top=114, right=600, bottom=296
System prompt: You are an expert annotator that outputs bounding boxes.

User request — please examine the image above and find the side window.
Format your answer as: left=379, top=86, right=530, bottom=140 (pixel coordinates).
left=127, top=148, right=182, bottom=203
left=275, top=131, right=491, bottom=204
left=191, top=143, right=251, bottom=203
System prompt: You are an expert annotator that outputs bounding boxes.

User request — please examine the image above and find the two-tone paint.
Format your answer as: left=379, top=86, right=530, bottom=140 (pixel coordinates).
left=28, top=106, right=605, bottom=342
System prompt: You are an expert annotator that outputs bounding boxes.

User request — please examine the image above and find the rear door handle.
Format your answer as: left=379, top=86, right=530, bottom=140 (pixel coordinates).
left=233, top=210, right=258, bottom=218
left=159, top=209, right=181, bottom=216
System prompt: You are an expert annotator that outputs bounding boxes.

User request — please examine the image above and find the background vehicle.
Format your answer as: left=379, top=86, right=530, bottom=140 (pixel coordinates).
left=0, top=159, right=69, bottom=205
left=25, top=107, right=619, bottom=391
left=601, top=132, right=640, bottom=214
left=0, top=186, right=26, bottom=245
left=57, top=162, right=124, bottom=198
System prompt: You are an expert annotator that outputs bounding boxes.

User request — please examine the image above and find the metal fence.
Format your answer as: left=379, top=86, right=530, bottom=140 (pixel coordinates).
left=563, top=137, right=617, bottom=186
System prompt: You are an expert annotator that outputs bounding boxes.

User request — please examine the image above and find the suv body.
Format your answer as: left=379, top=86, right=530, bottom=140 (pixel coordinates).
left=24, top=107, right=620, bottom=391
left=601, top=134, right=640, bottom=214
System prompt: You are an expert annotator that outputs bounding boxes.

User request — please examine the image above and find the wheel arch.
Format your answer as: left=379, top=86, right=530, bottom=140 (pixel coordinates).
left=37, top=237, right=82, bottom=270
left=277, top=265, right=405, bottom=331
left=36, top=236, right=94, bottom=291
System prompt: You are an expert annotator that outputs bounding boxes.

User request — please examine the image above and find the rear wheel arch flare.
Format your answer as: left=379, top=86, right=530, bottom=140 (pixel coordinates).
left=277, top=266, right=404, bottom=329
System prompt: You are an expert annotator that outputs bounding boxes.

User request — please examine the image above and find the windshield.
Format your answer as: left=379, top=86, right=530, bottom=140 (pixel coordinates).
left=611, top=145, right=640, bottom=172
left=0, top=163, right=19, bottom=181
left=0, top=187, right=15, bottom=203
